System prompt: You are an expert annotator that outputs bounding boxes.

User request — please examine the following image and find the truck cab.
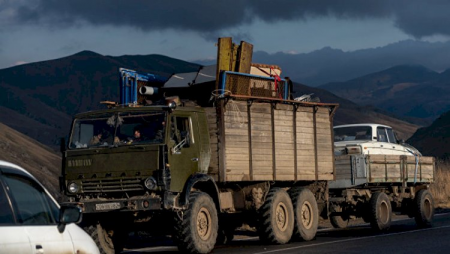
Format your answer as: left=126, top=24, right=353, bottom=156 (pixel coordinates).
left=62, top=103, right=210, bottom=213
left=333, top=123, right=420, bottom=156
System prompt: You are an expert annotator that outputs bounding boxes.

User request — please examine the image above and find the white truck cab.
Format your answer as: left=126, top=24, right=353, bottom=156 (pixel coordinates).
left=333, top=123, right=420, bottom=156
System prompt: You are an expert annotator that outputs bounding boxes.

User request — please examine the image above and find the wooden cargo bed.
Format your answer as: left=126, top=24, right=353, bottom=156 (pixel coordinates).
left=206, top=98, right=337, bottom=182
left=330, top=154, right=434, bottom=189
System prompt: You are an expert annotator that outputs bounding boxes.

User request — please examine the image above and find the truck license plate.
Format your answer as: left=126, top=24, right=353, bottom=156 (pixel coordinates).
left=95, top=202, right=121, bottom=211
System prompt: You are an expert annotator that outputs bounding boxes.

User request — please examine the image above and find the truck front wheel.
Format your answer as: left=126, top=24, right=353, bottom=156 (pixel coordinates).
left=173, top=192, right=218, bottom=254
left=290, top=188, right=319, bottom=241
left=414, top=189, right=434, bottom=227
left=258, top=188, right=294, bottom=244
left=369, top=192, right=392, bottom=231
left=84, top=222, right=125, bottom=254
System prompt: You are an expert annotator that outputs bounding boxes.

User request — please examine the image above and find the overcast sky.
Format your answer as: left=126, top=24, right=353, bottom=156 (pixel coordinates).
left=1, top=0, right=450, bottom=69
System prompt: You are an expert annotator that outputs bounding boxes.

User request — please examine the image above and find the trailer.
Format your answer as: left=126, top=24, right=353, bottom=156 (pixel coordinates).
left=329, top=124, right=435, bottom=230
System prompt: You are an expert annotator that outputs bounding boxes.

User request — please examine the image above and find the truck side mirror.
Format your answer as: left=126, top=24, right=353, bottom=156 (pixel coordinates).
left=60, top=138, right=66, bottom=153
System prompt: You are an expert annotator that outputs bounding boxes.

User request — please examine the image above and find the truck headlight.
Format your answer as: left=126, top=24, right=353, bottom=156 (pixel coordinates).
left=144, top=177, right=157, bottom=190
left=68, top=182, right=79, bottom=193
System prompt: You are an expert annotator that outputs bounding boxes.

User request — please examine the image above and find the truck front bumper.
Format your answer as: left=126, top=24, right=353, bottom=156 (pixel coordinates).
left=64, top=196, right=162, bottom=213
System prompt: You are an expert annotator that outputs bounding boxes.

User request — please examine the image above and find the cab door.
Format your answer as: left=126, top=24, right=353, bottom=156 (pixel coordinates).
left=377, top=127, right=407, bottom=155
left=168, top=112, right=200, bottom=192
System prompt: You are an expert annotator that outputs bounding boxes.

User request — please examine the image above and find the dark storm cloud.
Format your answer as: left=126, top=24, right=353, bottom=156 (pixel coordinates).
left=7, top=0, right=450, bottom=38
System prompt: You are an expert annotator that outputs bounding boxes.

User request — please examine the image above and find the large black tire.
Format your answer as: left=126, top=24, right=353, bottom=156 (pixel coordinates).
left=84, top=223, right=125, bottom=254
left=369, top=192, right=392, bottom=231
left=330, top=215, right=349, bottom=229
left=258, top=188, right=294, bottom=244
left=173, top=192, right=218, bottom=254
left=414, top=189, right=434, bottom=228
left=290, top=188, right=319, bottom=241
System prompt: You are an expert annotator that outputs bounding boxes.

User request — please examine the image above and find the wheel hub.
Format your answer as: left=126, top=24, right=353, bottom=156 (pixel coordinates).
left=302, top=201, right=313, bottom=229
left=197, top=207, right=212, bottom=240
left=276, top=202, right=288, bottom=231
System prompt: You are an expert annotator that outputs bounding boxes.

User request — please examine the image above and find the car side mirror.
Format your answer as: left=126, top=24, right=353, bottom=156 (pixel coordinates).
left=58, top=205, right=82, bottom=233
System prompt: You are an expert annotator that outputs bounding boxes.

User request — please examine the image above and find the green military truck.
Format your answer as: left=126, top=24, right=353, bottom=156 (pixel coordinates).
left=60, top=69, right=338, bottom=253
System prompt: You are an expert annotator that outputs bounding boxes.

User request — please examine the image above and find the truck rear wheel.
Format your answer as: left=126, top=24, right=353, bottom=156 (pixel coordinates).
left=330, top=215, right=349, bottom=229
left=84, top=222, right=125, bottom=254
left=258, top=188, right=294, bottom=244
left=290, top=188, right=319, bottom=241
left=173, top=192, right=218, bottom=254
left=369, top=192, right=392, bottom=231
left=414, top=189, right=434, bottom=227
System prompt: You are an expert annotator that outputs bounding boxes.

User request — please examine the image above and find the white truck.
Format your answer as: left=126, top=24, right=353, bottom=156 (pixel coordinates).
left=329, top=123, right=434, bottom=230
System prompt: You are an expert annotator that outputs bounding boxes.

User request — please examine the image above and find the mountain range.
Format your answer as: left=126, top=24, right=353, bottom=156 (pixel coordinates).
left=224, top=40, right=450, bottom=87
left=319, top=65, right=450, bottom=126
left=0, top=51, right=200, bottom=149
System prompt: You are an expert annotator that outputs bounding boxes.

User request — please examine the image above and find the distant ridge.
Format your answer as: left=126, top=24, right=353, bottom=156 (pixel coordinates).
left=247, top=40, right=450, bottom=86
left=318, top=64, right=450, bottom=125
left=408, top=111, right=450, bottom=159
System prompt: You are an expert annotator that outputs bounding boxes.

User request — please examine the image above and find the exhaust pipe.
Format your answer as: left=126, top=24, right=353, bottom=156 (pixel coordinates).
left=139, top=86, right=158, bottom=95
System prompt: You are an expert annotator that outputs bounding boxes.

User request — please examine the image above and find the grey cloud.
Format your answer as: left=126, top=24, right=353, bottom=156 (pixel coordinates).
left=5, top=0, right=450, bottom=38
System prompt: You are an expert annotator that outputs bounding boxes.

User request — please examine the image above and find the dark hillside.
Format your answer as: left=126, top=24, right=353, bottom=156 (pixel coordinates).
left=0, top=51, right=200, bottom=149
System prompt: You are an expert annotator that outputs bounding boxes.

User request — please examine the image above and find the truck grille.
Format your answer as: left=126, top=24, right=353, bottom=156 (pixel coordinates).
left=81, top=177, right=144, bottom=193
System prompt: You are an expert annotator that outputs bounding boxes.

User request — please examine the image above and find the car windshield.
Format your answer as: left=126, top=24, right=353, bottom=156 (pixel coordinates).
left=334, top=126, right=372, bottom=142
left=69, top=111, right=166, bottom=149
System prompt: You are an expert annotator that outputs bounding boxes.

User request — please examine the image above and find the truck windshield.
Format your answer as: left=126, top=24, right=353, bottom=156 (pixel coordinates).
left=334, top=126, right=372, bottom=142
left=69, top=112, right=166, bottom=149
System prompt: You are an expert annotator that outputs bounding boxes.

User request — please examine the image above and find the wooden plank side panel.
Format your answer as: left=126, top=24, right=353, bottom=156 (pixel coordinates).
left=205, top=107, right=220, bottom=177
left=334, top=155, right=351, bottom=180
left=296, top=105, right=316, bottom=183
left=274, top=107, right=295, bottom=178
left=224, top=101, right=250, bottom=182
left=251, top=107, right=274, bottom=179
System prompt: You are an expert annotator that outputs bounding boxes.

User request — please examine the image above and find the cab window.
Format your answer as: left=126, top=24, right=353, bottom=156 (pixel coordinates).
left=386, top=128, right=397, bottom=144
left=170, top=116, right=193, bottom=148
left=2, top=173, right=59, bottom=225
left=377, top=127, right=388, bottom=142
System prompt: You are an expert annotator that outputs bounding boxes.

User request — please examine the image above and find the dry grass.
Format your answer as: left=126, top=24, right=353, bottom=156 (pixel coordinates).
left=430, top=160, right=450, bottom=208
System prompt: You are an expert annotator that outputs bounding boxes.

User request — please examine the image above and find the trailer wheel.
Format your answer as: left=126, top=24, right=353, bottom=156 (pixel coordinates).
left=414, top=189, right=434, bottom=228
left=330, top=215, right=349, bottom=229
left=84, top=222, right=125, bottom=254
left=258, top=188, right=294, bottom=244
left=290, top=188, right=319, bottom=241
left=173, top=192, right=218, bottom=254
left=369, top=192, right=392, bottom=231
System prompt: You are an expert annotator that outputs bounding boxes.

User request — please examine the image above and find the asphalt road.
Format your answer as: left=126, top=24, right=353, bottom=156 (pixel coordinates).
left=122, top=212, right=450, bottom=253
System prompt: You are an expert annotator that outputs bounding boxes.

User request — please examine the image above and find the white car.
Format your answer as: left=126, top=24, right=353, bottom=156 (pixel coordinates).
left=333, top=123, right=421, bottom=156
left=0, top=160, right=99, bottom=254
